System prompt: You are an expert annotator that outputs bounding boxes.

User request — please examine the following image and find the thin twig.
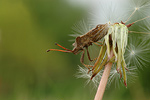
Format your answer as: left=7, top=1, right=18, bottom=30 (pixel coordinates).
left=94, top=49, right=114, bottom=100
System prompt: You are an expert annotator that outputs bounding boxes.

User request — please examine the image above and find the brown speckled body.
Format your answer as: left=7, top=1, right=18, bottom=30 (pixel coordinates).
left=47, top=23, right=109, bottom=69
left=72, top=23, right=109, bottom=54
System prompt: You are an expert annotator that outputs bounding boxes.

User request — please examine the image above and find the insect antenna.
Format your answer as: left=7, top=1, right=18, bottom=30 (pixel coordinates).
left=47, top=43, right=72, bottom=53
left=47, top=49, right=72, bottom=53
left=55, top=43, right=72, bottom=51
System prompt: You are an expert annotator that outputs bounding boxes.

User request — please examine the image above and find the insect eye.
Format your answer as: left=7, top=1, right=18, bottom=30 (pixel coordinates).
left=96, top=25, right=100, bottom=28
left=98, top=25, right=101, bottom=28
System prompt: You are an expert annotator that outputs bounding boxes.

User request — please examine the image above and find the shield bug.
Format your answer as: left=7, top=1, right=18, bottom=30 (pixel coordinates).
left=47, top=23, right=109, bottom=70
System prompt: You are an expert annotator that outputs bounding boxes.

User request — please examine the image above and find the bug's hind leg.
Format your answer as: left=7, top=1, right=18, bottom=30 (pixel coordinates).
left=86, top=47, right=97, bottom=62
left=80, top=49, right=93, bottom=73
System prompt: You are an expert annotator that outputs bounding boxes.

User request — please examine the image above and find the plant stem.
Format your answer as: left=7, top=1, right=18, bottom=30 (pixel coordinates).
left=94, top=50, right=114, bottom=100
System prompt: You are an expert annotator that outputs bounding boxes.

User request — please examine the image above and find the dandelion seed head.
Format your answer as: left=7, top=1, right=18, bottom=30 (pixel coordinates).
left=70, top=0, right=150, bottom=87
left=135, top=7, right=139, bottom=10
left=125, top=36, right=150, bottom=69
left=130, top=50, right=135, bottom=56
left=137, top=20, right=150, bottom=40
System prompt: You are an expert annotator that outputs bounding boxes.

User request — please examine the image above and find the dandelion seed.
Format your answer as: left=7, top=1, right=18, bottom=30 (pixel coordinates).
left=126, top=0, right=150, bottom=20
left=72, top=19, right=91, bottom=36
left=125, top=36, right=150, bottom=69
left=76, top=66, right=103, bottom=88
left=137, top=20, right=150, bottom=40
left=88, top=0, right=129, bottom=26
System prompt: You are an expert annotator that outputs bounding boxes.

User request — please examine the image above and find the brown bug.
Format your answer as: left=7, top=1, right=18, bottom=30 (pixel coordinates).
left=47, top=23, right=109, bottom=69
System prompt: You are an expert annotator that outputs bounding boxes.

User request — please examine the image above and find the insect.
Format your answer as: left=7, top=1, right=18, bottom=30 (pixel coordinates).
left=47, top=23, right=109, bottom=70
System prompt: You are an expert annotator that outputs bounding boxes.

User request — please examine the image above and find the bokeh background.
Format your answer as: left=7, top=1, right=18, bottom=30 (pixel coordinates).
left=0, top=0, right=150, bottom=100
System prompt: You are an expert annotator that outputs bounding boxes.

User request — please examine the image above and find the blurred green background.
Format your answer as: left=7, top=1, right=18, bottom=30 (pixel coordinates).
left=0, top=0, right=150, bottom=100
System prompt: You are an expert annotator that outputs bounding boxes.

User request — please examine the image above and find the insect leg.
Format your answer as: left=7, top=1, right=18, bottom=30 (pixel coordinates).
left=86, top=47, right=97, bottom=61
left=80, top=49, right=93, bottom=72
left=93, top=42, right=103, bottom=46
left=80, top=49, right=85, bottom=65
left=90, top=40, right=103, bottom=46
left=80, top=49, right=90, bottom=68
left=97, top=41, right=103, bottom=44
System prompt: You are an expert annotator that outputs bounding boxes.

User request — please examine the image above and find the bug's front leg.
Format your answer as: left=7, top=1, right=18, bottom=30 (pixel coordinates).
left=97, top=41, right=103, bottom=44
left=93, top=42, right=103, bottom=46
left=90, top=40, right=103, bottom=47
